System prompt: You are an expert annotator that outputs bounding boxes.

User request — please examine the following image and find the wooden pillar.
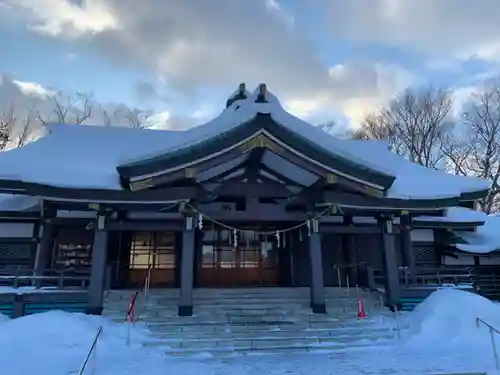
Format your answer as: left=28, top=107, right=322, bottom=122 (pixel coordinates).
left=309, top=219, right=326, bottom=314
left=87, top=214, right=109, bottom=315
left=379, top=216, right=400, bottom=310
left=474, top=256, right=481, bottom=292
left=33, top=202, right=56, bottom=282
left=399, top=212, right=416, bottom=284
left=342, top=215, right=358, bottom=285
left=179, top=214, right=196, bottom=317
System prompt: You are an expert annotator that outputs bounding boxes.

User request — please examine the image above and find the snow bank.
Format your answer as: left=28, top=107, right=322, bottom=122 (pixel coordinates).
left=403, top=289, right=500, bottom=348
left=0, top=310, right=162, bottom=375
left=0, top=312, right=10, bottom=324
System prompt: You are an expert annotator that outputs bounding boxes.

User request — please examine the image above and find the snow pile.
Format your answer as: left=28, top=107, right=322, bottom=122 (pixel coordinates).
left=0, top=312, right=10, bottom=324
left=403, top=289, right=500, bottom=348
left=0, top=311, right=162, bottom=375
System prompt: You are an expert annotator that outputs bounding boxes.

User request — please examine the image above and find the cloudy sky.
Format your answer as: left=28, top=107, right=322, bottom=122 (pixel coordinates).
left=2, top=0, right=500, bottom=129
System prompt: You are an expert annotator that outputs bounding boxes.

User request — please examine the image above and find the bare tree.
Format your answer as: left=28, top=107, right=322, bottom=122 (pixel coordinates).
left=37, top=91, right=94, bottom=126
left=119, top=107, right=152, bottom=129
left=355, top=86, right=454, bottom=169
left=15, top=106, right=37, bottom=148
left=102, top=108, right=112, bottom=126
left=454, top=82, right=500, bottom=213
left=352, top=112, right=407, bottom=155
left=0, top=105, right=15, bottom=150
left=0, top=103, right=36, bottom=150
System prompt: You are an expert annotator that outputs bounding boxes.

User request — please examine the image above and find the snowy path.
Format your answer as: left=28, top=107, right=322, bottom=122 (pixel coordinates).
left=57, top=345, right=492, bottom=375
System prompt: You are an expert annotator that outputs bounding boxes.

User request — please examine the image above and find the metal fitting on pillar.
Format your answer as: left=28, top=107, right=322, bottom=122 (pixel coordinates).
left=185, top=215, right=194, bottom=232
left=312, top=219, right=320, bottom=233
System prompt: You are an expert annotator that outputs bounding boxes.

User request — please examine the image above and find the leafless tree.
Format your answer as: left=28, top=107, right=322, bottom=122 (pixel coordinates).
left=102, top=108, right=112, bottom=126
left=0, top=105, right=15, bottom=150
left=453, top=82, right=500, bottom=213
left=37, top=91, right=94, bottom=126
left=355, top=86, right=454, bottom=169
left=119, top=107, right=152, bottom=129
left=15, top=105, right=37, bottom=148
left=0, top=103, right=36, bottom=150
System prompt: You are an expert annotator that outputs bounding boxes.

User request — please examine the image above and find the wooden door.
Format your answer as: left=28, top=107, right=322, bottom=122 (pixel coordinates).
left=128, top=231, right=177, bottom=288
left=198, top=228, right=280, bottom=287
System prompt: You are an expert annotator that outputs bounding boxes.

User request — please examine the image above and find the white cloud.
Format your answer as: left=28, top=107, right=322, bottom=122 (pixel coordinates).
left=4, top=0, right=415, bottom=125
left=5, top=0, right=118, bottom=36
left=12, top=79, right=53, bottom=99
left=324, top=0, right=500, bottom=62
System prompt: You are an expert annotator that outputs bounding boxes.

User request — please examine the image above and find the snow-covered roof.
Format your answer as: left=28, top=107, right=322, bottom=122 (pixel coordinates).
left=0, top=194, right=39, bottom=211
left=425, top=207, right=500, bottom=254
left=0, top=85, right=490, bottom=201
left=414, top=206, right=487, bottom=224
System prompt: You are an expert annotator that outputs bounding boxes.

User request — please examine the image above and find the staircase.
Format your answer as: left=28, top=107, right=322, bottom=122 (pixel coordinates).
left=103, top=287, right=397, bottom=357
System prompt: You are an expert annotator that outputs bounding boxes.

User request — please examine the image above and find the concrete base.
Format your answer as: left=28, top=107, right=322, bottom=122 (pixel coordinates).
left=311, top=302, right=327, bottom=314
left=178, top=305, right=193, bottom=317
left=86, top=306, right=103, bottom=315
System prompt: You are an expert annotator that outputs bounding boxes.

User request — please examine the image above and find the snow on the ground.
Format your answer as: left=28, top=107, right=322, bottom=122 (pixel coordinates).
left=1, top=289, right=499, bottom=375
left=0, top=286, right=82, bottom=294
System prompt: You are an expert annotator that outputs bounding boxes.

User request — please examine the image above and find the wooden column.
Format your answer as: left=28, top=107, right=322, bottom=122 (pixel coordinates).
left=179, top=214, right=196, bottom=317
left=33, top=202, right=56, bottom=282
left=342, top=215, right=358, bottom=285
left=309, top=219, right=326, bottom=314
left=399, top=212, right=416, bottom=284
left=379, top=216, right=400, bottom=310
left=87, top=214, right=109, bottom=315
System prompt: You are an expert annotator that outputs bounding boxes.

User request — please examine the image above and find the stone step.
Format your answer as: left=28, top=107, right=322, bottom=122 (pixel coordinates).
left=104, top=288, right=374, bottom=302
left=153, top=340, right=394, bottom=358
left=147, top=325, right=393, bottom=340
left=104, top=287, right=388, bottom=358
left=135, top=320, right=391, bottom=334
left=143, top=332, right=394, bottom=351
left=105, top=298, right=381, bottom=310
left=109, top=296, right=375, bottom=304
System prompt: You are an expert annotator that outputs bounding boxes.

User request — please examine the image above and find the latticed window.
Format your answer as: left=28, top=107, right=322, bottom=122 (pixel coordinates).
left=200, top=226, right=279, bottom=269
left=0, top=243, right=34, bottom=268
left=129, top=232, right=176, bottom=269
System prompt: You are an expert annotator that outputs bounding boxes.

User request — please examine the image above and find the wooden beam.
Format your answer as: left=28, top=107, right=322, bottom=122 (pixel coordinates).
left=212, top=181, right=293, bottom=198
left=245, top=148, right=265, bottom=181
left=130, top=147, right=248, bottom=190
left=320, top=225, right=384, bottom=234
left=107, top=219, right=183, bottom=231
left=260, top=137, right=384, bottom=197
left=260, top=164, right=307, bottom=187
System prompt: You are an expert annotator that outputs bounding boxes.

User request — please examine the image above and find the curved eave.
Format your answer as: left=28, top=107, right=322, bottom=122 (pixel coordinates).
left=0, top=179, right=197, bottom=204
left=319, top=190, right=458, bottom=211
left=413, top=220, right=485, bottom=229
left=452, top=247, right=500, bottom=255
left=116, top=113, right=396, bottom=189
left=459, top=188, right=490, bottom=201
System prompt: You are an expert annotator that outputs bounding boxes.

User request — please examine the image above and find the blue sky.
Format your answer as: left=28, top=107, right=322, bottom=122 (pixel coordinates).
left=2, top=0, right=500, bottom=128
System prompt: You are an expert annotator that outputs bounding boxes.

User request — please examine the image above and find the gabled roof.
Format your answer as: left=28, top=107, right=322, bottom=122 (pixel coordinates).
left=0, top=85, right=489, bottom=203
